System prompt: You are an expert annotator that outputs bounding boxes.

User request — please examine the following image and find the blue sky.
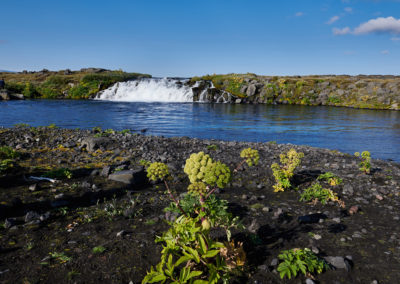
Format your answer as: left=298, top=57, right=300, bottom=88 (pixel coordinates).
left=1, top=0, right=399, bottom=76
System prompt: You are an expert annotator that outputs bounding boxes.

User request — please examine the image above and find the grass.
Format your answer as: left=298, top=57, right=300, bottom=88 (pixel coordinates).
left=1, top=69, right=151, bottom=99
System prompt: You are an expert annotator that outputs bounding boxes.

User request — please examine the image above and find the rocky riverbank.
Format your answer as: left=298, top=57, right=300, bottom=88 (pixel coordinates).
left=0, top=68, right=151, bottom=100
left=1, top=69, right=400, bottom=110
left=189, top=74, right=400, bottom=110
left=1, top=127, right=400, bottom=283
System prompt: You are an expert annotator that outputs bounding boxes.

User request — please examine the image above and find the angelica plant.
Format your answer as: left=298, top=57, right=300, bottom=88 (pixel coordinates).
left=355, top=151, right=371, bottom=174
left=317, top=172, right=342, bottom=186
left=239, top=147, right=260, bottom=168
left=143, top=148, right=258, bottom=284
left=271, top=149, right=304, bottom=192
left=300, top=182, right=344, bottom=207
left=277, top=248, right=328, bottom=279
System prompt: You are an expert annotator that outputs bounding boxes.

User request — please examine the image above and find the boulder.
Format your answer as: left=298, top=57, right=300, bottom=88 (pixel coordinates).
left=81, top=137, right=112, bottom=152
left=0, top=90, right=10, bottom=100
left=9, top=93, right=25, bottom=100
left=108, top=168, right=147, bottom=185
left=246, top=84, right=257, bottom=96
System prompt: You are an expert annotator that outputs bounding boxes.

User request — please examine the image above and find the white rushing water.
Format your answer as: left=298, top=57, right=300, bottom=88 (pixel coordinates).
left=96, top=78, right=195, bottom=102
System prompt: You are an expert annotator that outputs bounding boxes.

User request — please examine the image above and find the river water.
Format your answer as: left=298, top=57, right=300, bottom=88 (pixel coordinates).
left=0, top=100, right=399, bottom=161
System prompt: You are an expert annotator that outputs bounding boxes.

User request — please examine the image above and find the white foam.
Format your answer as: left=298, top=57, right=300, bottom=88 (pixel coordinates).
left=96, top=78, right=193, bottom=102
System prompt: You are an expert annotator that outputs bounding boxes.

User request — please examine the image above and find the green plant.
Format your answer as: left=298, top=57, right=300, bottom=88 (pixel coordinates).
left=0, top=146, right=20, bottom=159
left=277, top=248, right=328, bottom=279
left=14, top=123, right=30, bottom=128
left=42, top=168, right=72, bottom=179
left=317, top=172, right=342, bottom=186
left=58, top=207, right=68, bottom=216
left=355, top=151, right=371, bottom=174
left=207, top=144, right=218, bottom=151
left=143, top=149, right=258, bottom=283
left=239, top=148, right=260, bottom=167
left=271, top=149, right=304, bottom=192
left=120, top=129, right=131, bottom=135
left=139, top=159, right=151, bottom=168
left=92, top=126, right=102, bottom=133
left=103, top=196, right=124, bottom=218
left=92, top=246, right=106, bottom=254
left=49, top=252, right=72, bottom=263
left=0, top=146, right=20, bottom=174
left=183, top=152, right=231, bottom=189
left=300, top=182, right=343, bottom=206
left=47, top=123, right=58, bottom=129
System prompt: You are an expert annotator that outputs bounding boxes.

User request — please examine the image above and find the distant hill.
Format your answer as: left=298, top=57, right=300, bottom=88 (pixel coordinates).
left=0, top=70, right=15, bottom=73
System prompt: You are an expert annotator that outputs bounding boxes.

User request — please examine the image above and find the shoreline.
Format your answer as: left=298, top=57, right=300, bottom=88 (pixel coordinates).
left=1, top=127, right=400, bottom=283
left=0, top=69, right=399, bottom=111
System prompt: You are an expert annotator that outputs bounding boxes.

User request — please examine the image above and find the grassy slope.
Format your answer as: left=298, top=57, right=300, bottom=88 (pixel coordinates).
left=0, top=69, right=151, bottom=99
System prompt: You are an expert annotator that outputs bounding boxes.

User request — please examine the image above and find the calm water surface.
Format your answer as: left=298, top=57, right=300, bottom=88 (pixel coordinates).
left=0, top=100, right=399, bottom=161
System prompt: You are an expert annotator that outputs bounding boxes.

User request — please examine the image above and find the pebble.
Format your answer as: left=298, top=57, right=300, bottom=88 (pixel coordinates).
left=270, top=258, right=278, bottom=266
left=313, top=234, right=322, bottom=240
left=55, top=193, right=65, bottom=199
left=116, top=230, right=126, bottom=237
left=376, top=194, right=384, bottom=200
left=29, top=184, right=38, bottom=191
left=332, top=217, right=341, bottom=223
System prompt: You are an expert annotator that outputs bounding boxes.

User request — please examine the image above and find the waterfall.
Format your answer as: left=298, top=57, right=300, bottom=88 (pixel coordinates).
left=95, top=78, right=232, bottom=103
left=95, top=78, right=194, bottom=102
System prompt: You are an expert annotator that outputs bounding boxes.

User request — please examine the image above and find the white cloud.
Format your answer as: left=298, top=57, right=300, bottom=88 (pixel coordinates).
left=381, top=50, right=390, bottom=54
left=327, top=15, right=340, bottom=25
left=354, top=16, right=400, bottom=34
left=333, top=16, right=400, bottom=36
left=344, top=7, right=353, bottom=13
left=295, top=12, right=304, bottom=17
left=333, top=27, right=351, bottom=35
left=391, top=36, right=400, bottom=41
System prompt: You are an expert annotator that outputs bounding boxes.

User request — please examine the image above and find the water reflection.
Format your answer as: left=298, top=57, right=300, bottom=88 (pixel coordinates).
left=0, top=100, right=399, bottom=161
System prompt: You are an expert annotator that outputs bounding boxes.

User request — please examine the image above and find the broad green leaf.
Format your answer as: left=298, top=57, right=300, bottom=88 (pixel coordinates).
left=198, top=235, right=207, bottom=255
left=187, top=270, right=202, bottom=280
left=146, top=272, right=167, bottom=283
left=193, top=280, right=209, bottom=284
left=185, top=247, right=200, bottom=263
left=203, top=249, right=220, bottom=258
left=175, top=255, right=192, bottom=267
left=210, top=242, right=225, bottom=249
left=179, top=267, right=190, bottom=282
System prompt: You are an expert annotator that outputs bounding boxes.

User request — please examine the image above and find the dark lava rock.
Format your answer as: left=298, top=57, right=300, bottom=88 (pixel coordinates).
left=101, top=166, right=111, bottom=177
left=108, top=168, right=147, bottom=185
left=4, top=218, right=17, bottom=229
left=24, top=211, right=40, bottom=223
left=298, top=213, right=327, bottom=224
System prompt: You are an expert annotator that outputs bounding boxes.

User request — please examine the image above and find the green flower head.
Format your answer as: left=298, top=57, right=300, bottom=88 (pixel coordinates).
left=147, top=162, right=169, bottom=181
left=240, top=148, right=259, bottom=167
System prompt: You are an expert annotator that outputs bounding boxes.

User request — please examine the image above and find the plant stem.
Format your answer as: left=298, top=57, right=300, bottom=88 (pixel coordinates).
left=233, top=159, right=246, bottom=173
left=205, top=187, right=218, bottom=200
left=164, top=180, right=186, bottom=215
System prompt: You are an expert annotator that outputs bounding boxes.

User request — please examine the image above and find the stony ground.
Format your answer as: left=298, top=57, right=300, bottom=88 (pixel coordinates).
left=1, top=126, right=400, bottom=283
